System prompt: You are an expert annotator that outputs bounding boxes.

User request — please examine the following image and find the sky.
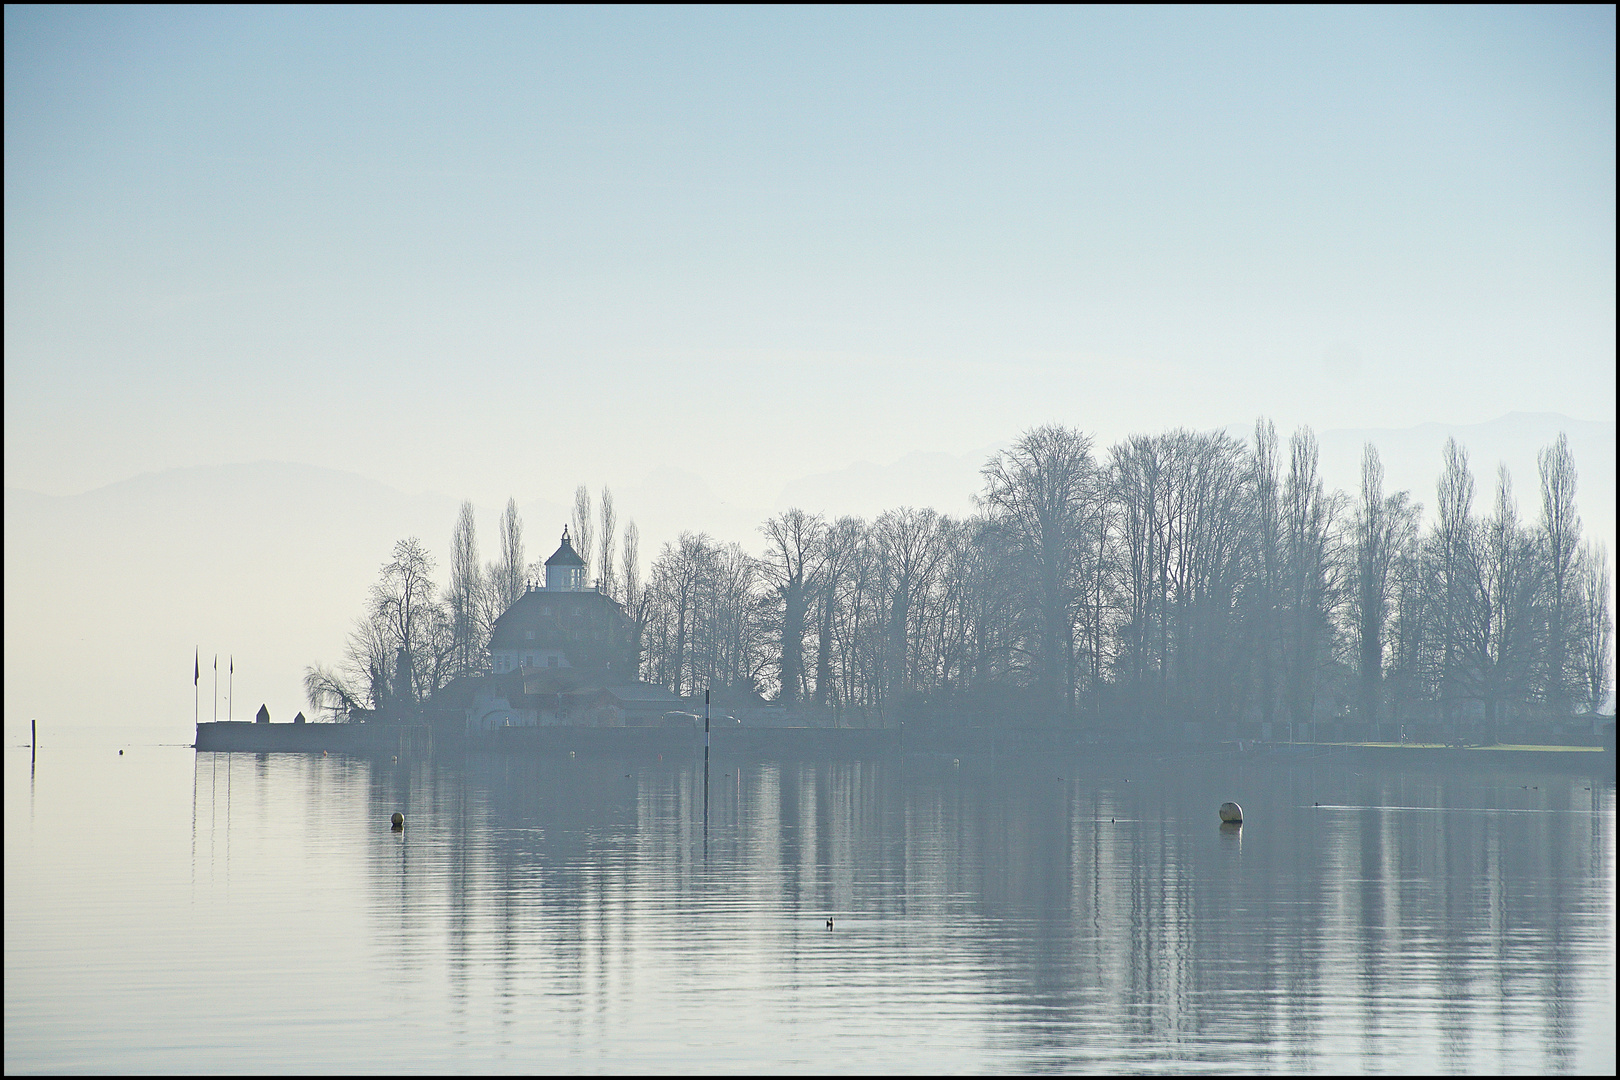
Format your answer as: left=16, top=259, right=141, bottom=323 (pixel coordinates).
left=5, top=5, right=1614, bottom=513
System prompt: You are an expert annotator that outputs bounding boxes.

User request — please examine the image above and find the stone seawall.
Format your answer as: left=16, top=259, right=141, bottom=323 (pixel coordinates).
left=195, top=720, right=903, bottom=757
left=195, top=721, right=431, bottom=754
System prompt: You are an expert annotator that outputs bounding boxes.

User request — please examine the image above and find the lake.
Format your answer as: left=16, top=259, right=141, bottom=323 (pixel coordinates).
left=5, top=731, right=1614, bottom=1073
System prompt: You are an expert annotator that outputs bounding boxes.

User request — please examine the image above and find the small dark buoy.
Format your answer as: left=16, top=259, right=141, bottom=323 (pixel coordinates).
left=826, top=917, right=834, bottom=929
left=390, top=812, right=404, bottom=828
left=1110, top=818, right=1114, bottom=823
left=118, top=750, right=123, bottom=756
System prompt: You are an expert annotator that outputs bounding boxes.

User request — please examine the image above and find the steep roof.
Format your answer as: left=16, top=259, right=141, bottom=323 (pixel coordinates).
left=544, top=528, right=585, bottom=567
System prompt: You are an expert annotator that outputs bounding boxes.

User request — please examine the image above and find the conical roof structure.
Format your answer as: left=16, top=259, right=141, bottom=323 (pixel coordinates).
left=545, top=527, right=585, bottom=567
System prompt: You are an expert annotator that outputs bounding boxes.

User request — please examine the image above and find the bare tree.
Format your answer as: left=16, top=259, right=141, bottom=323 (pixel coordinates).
left=448, top=500, right=483, bottom=678
left=645, top=532, right=710, bottom=694
left=1250, top=418, right=1283, bottom=729
left=369, top=537, right=444, bottom=705
left=1469, top=465, right=1542, bottom=734
left=1538, top=433, right=1581, bottom=714
left=1572, top=541, right=1613, bottom=717
left=310, top=538, right=453, bottom=717
left=1349, top=445, right=1421, bottom=735
left=302, top=664, right=366, bottom=721
left=702, top=541, right=768, bottom=694
left=762, top=509, right=824, bottom=705
left=572, top=485, right=594, bottom=585
left=1280, top=427, right=1340, bottom=736
left=979, top=424, right=1099, bottom=718
left=619, top=519, right=645, bottom=672
left=598, top=487, right=617, bottom=599
left=1435, top=437, right=1477, bottom=731
left=621, top=518, right=641, bottom=613
left=872, top=507, right=952, bottom=710
left=812, top=517, right=865, bottom=707
left=1108, top=433, right=1165, bottom=718
left=493, top=497, right=526, bottom=608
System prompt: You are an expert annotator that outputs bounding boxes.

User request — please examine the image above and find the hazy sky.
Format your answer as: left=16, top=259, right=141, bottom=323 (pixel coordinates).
left=5, top=6, right=1615, bottom=509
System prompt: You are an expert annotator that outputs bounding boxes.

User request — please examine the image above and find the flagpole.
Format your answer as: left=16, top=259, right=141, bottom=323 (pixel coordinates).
left=194, top=649, right=200, bottom=727
left=213, top=654, right=218, bottom=722
left=229, top=656, right=233, bottom=721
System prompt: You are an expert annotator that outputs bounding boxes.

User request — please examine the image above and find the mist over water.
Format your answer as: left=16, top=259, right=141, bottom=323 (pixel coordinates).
left=6, top=737, right=1612, bottom=1073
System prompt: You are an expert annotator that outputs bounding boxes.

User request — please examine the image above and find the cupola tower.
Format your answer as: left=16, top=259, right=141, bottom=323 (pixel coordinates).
left=544, top=527, right=587, bottom=591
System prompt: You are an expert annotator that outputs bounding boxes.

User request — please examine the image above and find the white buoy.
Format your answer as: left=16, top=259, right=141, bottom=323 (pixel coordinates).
left=390, top=812, right=404, bottom=828
left=1219, top=801, right=1243, bottom=823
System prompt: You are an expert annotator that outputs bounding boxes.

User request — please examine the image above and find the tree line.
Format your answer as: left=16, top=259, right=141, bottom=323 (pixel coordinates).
left=308, top=425, right=1612, bottom=732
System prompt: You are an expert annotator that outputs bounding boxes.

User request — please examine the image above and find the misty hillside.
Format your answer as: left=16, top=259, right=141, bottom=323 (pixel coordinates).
left=4, top=464, right=462, bottom=743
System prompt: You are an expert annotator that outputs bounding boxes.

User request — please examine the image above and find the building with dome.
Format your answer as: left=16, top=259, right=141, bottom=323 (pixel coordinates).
left=486, top=527, right=637, bottom=682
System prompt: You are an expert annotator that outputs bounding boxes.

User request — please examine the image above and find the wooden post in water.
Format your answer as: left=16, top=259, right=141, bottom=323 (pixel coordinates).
left=704, top=688, right=710, bottom=856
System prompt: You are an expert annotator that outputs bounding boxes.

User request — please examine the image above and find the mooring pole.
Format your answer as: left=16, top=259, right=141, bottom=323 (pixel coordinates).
left=704, top=688, right=711, bottom=856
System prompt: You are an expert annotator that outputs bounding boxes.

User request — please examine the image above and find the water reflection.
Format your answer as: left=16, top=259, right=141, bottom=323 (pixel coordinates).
left=172, top=748, right=1613, bottom=1072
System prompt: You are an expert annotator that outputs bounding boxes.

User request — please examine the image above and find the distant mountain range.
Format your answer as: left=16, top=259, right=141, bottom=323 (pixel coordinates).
left=5, top=413, right=1610, bottom=743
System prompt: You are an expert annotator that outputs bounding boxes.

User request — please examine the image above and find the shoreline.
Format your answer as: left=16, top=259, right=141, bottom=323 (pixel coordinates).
left=193, top=719, right=1614, bottom=768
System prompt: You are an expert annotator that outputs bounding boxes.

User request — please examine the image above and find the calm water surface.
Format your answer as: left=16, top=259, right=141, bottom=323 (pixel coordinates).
left=5, top=731, right=1614, bottom=1073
